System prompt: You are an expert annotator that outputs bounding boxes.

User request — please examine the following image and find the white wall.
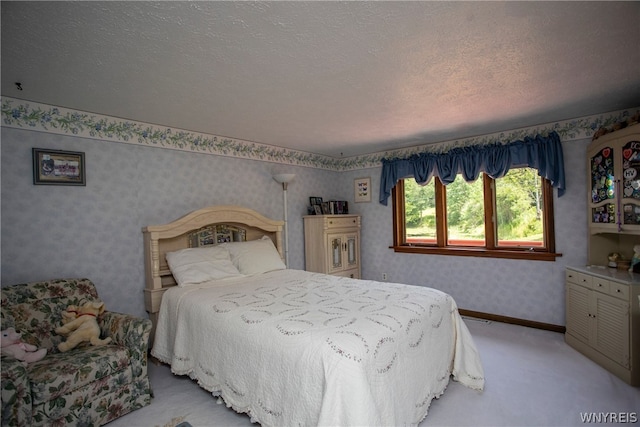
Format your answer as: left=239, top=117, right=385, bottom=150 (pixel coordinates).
left=1, top=126, right=589, bottom=326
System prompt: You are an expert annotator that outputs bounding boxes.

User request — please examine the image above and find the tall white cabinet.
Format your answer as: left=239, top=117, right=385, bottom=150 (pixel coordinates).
left=565, top=123, right=640, bottom=386
left=565, top=266, right=639, bottom=386
left=303, top=215, right=361, bottom=279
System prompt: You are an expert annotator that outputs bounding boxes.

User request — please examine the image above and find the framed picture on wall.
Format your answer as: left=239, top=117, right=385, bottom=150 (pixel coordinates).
left=354, top=177, right=371, bottom=203
left=32, top=148, right=86, bottom=186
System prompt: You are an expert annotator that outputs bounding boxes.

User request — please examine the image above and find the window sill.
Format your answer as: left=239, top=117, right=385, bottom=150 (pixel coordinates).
left=390, top=245, right=562, bottom=261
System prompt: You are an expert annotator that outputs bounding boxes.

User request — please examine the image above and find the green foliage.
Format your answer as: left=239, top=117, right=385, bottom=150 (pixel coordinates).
left=447, top=178, right=484, bottom=235
left=495, top=168, right=543, bottom=242
left=404, top=179, right=434, bottom=228
left=405, top=168, right=543, bottom=242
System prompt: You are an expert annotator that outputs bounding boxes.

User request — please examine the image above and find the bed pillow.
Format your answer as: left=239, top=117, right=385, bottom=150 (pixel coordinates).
left=165, top=245, right=242, bottom=287
left=223, top=236, right=286, bottom=275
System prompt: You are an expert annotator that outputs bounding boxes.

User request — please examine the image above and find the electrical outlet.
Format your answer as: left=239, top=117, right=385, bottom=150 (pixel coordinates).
left=382, top=273, right=387, bottom=281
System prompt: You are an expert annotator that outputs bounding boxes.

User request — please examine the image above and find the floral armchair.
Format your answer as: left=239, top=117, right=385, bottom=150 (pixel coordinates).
left=1, top=278, right=152, bottom=426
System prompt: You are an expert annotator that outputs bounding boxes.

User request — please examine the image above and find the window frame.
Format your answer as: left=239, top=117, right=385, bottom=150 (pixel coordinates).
left=391, top=173, right=561, bottom=261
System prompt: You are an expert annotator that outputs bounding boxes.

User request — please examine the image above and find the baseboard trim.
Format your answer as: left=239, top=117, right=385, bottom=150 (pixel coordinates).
left=459, top=309, right=566, bottom=334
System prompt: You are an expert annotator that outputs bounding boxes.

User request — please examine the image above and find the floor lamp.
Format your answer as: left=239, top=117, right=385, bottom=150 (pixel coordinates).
left=272, top=173, right=295, bottom=267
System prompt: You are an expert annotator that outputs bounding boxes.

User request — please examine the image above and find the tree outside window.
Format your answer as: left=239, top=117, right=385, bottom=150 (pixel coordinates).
left=393, top=167, right=559, bottom=261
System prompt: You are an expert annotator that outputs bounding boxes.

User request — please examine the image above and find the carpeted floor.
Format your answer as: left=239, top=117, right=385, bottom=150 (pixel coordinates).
left=106, top=318, right=640, bottom=427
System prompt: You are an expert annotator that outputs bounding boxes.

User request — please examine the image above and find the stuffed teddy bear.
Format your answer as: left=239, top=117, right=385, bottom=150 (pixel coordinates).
left=630, top=245, right=640, bottom=273
left=55, top=301, right=112, bottom=352
left=1, top=327, right=47, bottom=363
left=61, top=305, right=78, bottom=324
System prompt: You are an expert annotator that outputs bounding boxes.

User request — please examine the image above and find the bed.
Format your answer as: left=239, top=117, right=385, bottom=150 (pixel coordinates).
left=144, top=205, right=485, bottom=426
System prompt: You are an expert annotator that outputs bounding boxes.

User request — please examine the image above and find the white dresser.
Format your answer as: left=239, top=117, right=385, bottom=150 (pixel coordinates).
left=303, top=215, right=361, bottom=279
left=565, top=265, right=640, bottom=385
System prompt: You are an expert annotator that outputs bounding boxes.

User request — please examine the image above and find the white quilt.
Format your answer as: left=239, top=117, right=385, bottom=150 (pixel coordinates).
left=152, top=269, right=484, bottom=426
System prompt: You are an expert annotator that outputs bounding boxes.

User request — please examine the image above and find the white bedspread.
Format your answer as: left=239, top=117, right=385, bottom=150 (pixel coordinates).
left=152, top=269, right=484, bottom=426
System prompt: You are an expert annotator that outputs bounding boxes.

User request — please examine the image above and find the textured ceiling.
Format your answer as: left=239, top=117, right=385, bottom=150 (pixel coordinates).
left=2, top=1, right=639, bottom=157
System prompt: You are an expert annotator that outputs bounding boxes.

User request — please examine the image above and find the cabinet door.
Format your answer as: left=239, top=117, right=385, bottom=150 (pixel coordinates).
left=589, top=145, right=616, bottom=227
left=588, top=131, right=640, bottom=234
left=592, top=292, right=630, bottom=368
left=328, top=234, right=343, bottom=273
left=345, top=233, right=358, bottom=268
left=327, top=232, right=359, bottom=274
left=566, top=282, right=591, bottom=344
left=621, top=139, right=640, bottom=227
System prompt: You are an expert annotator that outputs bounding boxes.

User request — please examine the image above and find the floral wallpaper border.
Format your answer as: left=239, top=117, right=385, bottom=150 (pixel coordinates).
left=2, top=97, right=638, bottom=171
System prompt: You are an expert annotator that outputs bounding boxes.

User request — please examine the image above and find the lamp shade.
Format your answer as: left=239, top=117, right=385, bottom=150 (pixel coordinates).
left=272, top=173, right=295, bottom=184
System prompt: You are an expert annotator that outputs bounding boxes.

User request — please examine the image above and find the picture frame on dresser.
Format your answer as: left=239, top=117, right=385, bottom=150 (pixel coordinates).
left=309, top=197, right=323, bottom=206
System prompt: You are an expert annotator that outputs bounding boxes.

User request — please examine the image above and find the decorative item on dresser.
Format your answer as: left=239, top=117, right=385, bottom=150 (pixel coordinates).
left=303, top=214, right=361, bottom=279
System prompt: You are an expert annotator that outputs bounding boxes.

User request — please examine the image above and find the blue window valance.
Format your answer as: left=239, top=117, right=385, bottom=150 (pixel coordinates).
left=379, top=131, right=565, bottom=205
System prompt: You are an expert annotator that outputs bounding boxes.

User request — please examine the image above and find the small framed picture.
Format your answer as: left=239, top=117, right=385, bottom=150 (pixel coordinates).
left=314, top=205, right=322, bottom=215
left=32, top=148, right=86, bottom=186
left=354, top=177, right=371, bottom=203
left=309, top=196, right=323, bottom=206
left=321, top=202, right=331, bottom=214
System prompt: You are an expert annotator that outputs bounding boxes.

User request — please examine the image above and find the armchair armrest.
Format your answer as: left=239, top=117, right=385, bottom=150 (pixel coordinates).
left=99, top=312, right=152, bottom=375
left=1, top=356, right=33, bottom=427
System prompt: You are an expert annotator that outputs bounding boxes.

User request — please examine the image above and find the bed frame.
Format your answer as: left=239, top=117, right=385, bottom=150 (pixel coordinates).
left=142, top=205, right=284, bottom=327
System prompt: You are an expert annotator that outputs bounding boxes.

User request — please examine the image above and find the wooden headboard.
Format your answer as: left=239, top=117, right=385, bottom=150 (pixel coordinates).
left=142, top=205, right=284, bottom=323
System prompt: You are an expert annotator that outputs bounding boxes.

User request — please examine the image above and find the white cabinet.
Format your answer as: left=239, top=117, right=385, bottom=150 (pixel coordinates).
left=304, top=215, right=361, bottom=279
left=565, top=266, right=640, bottom=385
left=587, top=125, right=640, bottom=265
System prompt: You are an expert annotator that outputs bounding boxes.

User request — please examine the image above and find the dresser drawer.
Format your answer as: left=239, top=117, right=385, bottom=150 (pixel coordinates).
left=566, top=270, right=592, bottom=288
left=326, top=216, right=359, bottom=229
left=609, top=282, right=629, bottom=300
left=592, top=277, right=610, bottom=294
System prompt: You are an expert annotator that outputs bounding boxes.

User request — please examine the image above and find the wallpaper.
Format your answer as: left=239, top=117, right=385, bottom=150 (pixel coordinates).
left=0, top=127, right=344, bottom=318
left=2, top=97, right=637, bottom=169
left=1, top=97, right=635, bottom=325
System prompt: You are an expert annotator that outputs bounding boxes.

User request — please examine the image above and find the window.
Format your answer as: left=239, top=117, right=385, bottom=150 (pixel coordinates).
left=392, top=167, right=559, bottom=261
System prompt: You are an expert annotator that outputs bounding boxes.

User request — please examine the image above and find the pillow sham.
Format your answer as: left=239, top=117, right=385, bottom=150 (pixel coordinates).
left=165, top=245, right=242, bottom=287
left=222, top=236, right=286, bottom=275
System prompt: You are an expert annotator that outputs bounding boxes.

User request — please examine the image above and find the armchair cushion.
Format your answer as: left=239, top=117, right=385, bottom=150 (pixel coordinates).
left=27, top=346, right=131, bottom=405
left=1, top=278, right=151, bottom=426
left=1, top=359, right=31, bottom=427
